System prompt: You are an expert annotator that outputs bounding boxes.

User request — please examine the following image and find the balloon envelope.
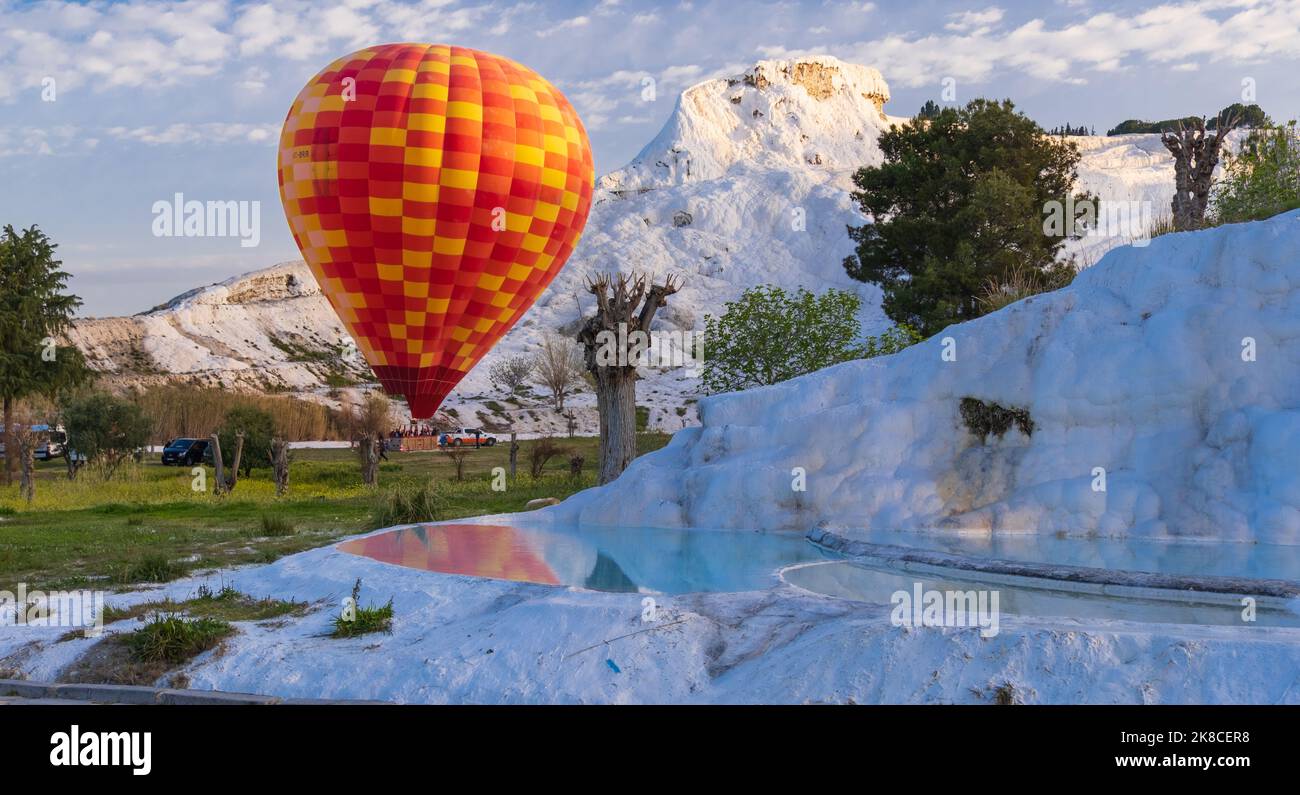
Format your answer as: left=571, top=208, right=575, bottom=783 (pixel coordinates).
left=278, top=43, right=594, bottom=417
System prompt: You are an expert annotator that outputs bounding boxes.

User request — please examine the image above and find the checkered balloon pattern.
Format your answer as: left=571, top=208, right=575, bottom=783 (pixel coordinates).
left=278, top=44, right=594, bottom=418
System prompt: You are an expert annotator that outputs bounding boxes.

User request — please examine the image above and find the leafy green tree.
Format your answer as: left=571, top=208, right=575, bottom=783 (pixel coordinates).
left=61, top=391, right=151, bottom=479
left=0, top=225, right=88, bottom=484
left=1212, top=121, right=1300, bottom=224
left=1208, top=103, right=1270, bottom=130
left=843, top=99, right=1084, bottom=336
left=862, top=323, right=924, bottom=358
left=701, top=285, right=919, bottom=394
left=1107, top=103, right=1270, bottom=135
left=218, top=405, right=276, bottom=476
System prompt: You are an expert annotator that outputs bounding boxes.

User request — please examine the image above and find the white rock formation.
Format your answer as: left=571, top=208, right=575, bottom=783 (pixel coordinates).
left=556, top=211, right=1300, bottom=546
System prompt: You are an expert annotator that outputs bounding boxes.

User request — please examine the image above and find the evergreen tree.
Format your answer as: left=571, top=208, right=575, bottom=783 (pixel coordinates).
left=916, top=100, right=943, bottom=121
left=0, top=225, right=88, bottom=483
left=843, top=99, right=1084, bottom=336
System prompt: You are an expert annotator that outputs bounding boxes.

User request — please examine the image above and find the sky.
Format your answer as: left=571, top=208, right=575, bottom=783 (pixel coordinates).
left=2, top=0, right=1299, bottom=317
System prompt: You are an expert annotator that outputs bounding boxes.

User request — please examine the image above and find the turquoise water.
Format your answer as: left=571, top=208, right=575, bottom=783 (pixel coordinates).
left=340, top=522, right=835, bottom=594
left=340, top=520, right=1300, bottom=630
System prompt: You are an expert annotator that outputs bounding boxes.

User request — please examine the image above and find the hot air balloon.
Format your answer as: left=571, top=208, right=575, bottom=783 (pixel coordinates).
left=278, top=43, right=594, bottom=418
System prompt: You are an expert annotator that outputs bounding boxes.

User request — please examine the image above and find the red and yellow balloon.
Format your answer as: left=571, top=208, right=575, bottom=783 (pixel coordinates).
left=278, top=43, right=594, bottom=418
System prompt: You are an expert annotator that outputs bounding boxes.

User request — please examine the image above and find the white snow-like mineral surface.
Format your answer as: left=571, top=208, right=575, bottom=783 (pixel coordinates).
left=554, top=210, right=1300, bottom=546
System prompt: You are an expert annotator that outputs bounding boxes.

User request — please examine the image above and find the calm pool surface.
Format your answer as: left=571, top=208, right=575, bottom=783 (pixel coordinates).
left=784, top=560, right=1300, bottom=628
left=339, top=522, right=835, bottom=594
left=840, top=528, right=1300, bottom=582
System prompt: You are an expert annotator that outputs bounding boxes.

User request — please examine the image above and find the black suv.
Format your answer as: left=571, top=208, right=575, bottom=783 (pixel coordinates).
left=161, top=438, right=210, bottom=466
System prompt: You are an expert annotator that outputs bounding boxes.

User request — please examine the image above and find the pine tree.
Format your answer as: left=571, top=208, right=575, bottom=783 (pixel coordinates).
left=843, top=100, right=1085, bottom=336
left=0, top=225, right=88, bottom=483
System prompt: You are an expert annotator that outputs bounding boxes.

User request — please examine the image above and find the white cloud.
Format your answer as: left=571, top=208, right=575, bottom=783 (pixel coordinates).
left=0, top=125, right=87, bottom=157
left=945, top=6, right=1005, bottom=32
left=104, top=123, right=278, bottom=146
left=836, top=0, right=1300, bottom=88
left=537, top=15, right=591, bottom=37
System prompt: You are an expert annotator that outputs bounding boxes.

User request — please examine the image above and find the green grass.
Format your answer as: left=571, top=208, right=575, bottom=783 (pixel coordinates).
left=259, top=513, right=296, bottom=537
left=0, top=434, right=672, bottom=591
left=102, top=585, right=307, bottom=625
left=331, top=579, right=393, bottom=638
left=124, top=614, right=235, bottom=664
left=369, top=481, right=447, bottom=529
left=116, top=554, right=191, bottom=585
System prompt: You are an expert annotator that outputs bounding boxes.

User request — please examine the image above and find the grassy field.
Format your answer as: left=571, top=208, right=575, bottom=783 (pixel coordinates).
left=0, top=434, right=671, bottom=592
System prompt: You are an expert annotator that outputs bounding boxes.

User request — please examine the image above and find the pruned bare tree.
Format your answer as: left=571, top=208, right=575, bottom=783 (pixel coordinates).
left=1161, top=108, right=1244, bottom=230
left=13, top=424, right=37, bottom=505
left=354, top=392, right=390, bottom=488
left=441, top=445, right=471, bottom=481
left=210, top=431, right=245, bottom=495
left=529, top=437, right=570, bottom=478
left=533, top=331, right=584, bottom=411
left=577, top=272, right=680, bottom=484
left=270, top=437, right=291, bottom=496
left=488, top=354, right=535, bottom=396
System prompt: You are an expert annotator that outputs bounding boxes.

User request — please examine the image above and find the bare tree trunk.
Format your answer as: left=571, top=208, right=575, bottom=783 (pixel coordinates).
left=509, top=432, right=518, bottom=479
left=270, top=438, right=290, bottom=496
left=228, top=432, right=245, bottom=488
left=63, top=447, right=81, bottom=481
left=593, top=369, right=637, bottom=484
left=210, top=432, right=245, bottom=494
left=17, top=429, right=35, bottom=505
left=360, top=433, right=380, bottom=487
left=3, top=396, right=13, bottom=486
left=1161, top=110, right=1243, bottom=230
left=210, top=433, right=226, bottom=495
left=578, top=273, right=680, bottom=485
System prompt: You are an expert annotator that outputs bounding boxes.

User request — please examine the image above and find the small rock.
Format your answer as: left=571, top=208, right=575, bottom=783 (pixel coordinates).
left=524, top=497, right=560, bottom=510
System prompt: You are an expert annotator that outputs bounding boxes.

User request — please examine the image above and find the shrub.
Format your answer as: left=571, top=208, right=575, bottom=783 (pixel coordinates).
left=331, top=579, right=393, bottom=638
left=862, top=323, right=925, bottom=357
left=703, top=286, right=869, bottom=393
left=62, top=391, right=152, bottom=478
left=125, top=614, right=234, bottom=664
left=118, top=554, right=189, bottom=584
left=529, top=438, right=570, bottom=478
left=369, top=482, right=446, bottom=529
left=1213, top=121, right=1300, bottom=225
left=960, top=398, right=1035, bottom=442
left=703, top=285, right=924, bottom=393
left=217, top=405, right=276, bottom=475
left=194, top=582, right=240, bottom=602
left=440, top=446, right=471, bottom=481
left=976, top=266, right=1074, bottom=314
left=488, top=354, right=535, bottom=395
left=259, top=514, right=296, bottom=537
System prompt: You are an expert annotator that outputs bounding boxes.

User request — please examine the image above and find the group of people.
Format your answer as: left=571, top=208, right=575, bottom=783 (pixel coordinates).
left=390, top=424, right=438, bottom=438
